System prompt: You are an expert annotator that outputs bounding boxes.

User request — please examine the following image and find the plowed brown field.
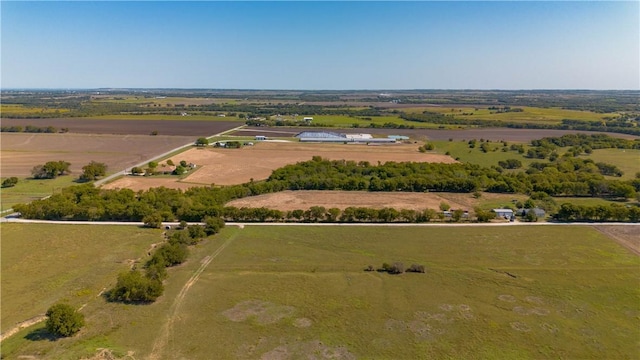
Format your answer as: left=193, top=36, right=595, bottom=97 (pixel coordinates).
left=1, top=133, right=195, bottom=176
left=226, top=190, right=470, bottom=211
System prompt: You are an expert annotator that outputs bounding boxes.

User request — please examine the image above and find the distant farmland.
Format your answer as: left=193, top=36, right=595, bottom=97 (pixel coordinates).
left=0, top=118, right=241, bottom=136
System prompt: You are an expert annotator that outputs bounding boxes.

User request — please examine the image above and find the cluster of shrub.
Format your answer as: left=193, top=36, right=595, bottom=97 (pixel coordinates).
left=554, top=203, right=640, bottom=222
left=2, top=177, right=19, bottom=188
left=107, top=218, right=224, bottom=303
left=29, top=160, right=107, bottom=182
left=131, top=159, right=191, bottom=176
left=0, top=125, right=67, bottom=133
left=223, top=206, right=464, bottom=223
left=364, top=262, right=426, bottom=274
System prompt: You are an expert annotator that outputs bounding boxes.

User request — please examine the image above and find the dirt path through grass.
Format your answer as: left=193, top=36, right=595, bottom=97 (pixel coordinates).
left=0, top=315, right=47, bottom=342
left=149, top=231, right=239, bottom=360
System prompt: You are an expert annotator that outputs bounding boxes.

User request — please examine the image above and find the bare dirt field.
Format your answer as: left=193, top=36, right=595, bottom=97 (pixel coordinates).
left=594, top=225, right=640, bottom=256
left=0, top=118, right=241, bottom=136
left=233, top=126, right=638, bottom=142
left=101, top=177, right=200, bottom=192
left=102, top=141, right=455, bottom=190
left=1, top=132, right=195, bottom=176
left=226, top=190, right=475, bottom=211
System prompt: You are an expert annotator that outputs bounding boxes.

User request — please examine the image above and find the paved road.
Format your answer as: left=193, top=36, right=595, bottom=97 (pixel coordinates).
left=1, top=217, right=638, bottom=227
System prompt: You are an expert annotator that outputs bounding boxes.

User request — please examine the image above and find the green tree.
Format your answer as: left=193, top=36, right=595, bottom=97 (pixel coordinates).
left=142, top=213, right=163, bottom=228
left=439, top=202, right=451, bottom=211
left=31, top=161, right=71, bottom=179
left=195, top=137, right=209, bottom=147
left=45, top=303, right=85, bottom=337
left=166, top=159, right=175, bottom=166
left=108, top=270, right=164, bottom=303
left=79, top=161, right=107, bottom=181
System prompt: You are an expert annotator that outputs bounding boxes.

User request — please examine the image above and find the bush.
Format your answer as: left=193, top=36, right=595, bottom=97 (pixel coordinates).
left=45, top=303, right=85, bottom=337
left=156, top=243, right=189, bottom=267
left=406, top=264, right=426, bottom=273
left=2, top=177, right=18, bottom=188
left=203, top=216, right=225, bottom=235
left=389, top=262, right=405, bottom=274
left=107, top=270, right=164, bottom=303
left=142, top=213, right=163, bottom=228
left=364, top=265, right=375, bottom=272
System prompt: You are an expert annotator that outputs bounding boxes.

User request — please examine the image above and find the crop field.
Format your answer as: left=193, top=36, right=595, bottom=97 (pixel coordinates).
left=0, top=119, right=242, bottom=136
left=226, top=190, right=528, bottom=212
left=402, top=106, right=612, bottom=124
left=429, top=140, right=537, bottom=168
left=3, top=225, right=637, bottom=359
left=0, top=133, right=196, bottom=208
left=103, top=142, right=456, bottom=190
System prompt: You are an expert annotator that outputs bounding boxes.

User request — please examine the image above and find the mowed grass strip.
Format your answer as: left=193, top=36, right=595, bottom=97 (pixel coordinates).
left=167, top=226, right=639, bottom=359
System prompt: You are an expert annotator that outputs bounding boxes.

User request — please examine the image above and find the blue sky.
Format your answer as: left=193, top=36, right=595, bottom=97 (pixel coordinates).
left=1, top=1, right=638, bottom=90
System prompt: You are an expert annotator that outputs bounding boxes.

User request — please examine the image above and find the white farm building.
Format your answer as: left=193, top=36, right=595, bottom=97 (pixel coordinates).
left=295, top=131, right=396, bottom=144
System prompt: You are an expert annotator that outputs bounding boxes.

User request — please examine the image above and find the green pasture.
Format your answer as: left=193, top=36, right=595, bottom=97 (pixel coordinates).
left=3, top=225, right=638, bottom=359
left=1, top=176, right=77, bottom=211
left=403, top=106, right=613, bottom=124
left=287, top=115, right=451, bottom=129
left=430, top=140, right=535, bottom=168
left=0, top=224, right=162, bottom=334
left=0, top=104, right=70, bottom=116
left=582, top=148, right=640, bottom=180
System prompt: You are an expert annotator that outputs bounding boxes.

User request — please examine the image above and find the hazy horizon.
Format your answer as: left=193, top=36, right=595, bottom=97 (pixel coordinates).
left=2, top=1, right=638, bottom=90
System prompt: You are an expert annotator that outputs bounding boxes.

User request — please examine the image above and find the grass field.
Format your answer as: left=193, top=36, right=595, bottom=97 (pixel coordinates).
left=0, top=176, right=77, bottom=211
left=280, top=115, right=449, bottom=129
left=430, top=140, right=536, bottom=168
left=2, top=225, right=638, bottom=359
left=403, top=106, right=613, bottom=124
left=0, top=104, right=70, bottom=116
left=582, top=148, right=640, bottom=180
left=0, top=224, right=162, bottom=334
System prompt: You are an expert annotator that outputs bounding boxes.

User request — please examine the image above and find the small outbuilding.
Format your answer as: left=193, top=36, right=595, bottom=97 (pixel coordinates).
left=492, top=208, right=514, bottom=219
left=255, top=135, right=267, bottom=141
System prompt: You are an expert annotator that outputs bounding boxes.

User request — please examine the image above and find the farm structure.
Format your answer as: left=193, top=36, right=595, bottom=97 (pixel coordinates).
left=295, top=131, right=396, bottom=144
left=516, top=208, right=546, bottom=217
left=492, top=208, right=514, bottom=219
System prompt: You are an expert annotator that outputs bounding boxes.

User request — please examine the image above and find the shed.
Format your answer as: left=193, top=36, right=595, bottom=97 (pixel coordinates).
left=492, top=208, right=514, bottom=219
left=255, top=135, right=267, bottom=141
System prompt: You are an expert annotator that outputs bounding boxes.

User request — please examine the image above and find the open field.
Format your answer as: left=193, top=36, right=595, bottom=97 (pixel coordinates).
left=403, top=106, right=612, bottom=123
left=0, top=118, right=241, bottom=136
left=3, top=225, right=637, bottom=359
left=226, top=190, right=528, bottom=212
left=0, top=133, right=197, bottom=177
left=103, top=142, right=456, bottom=189
left=0, top=133, right=196, bottom=209
left=582, top=148, right=640, bottom=180
left=0, top=104, right=71, bottom=116
left=0, top=224, right=162, bottom=334
left=233, top=126, right=638, bottom=142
